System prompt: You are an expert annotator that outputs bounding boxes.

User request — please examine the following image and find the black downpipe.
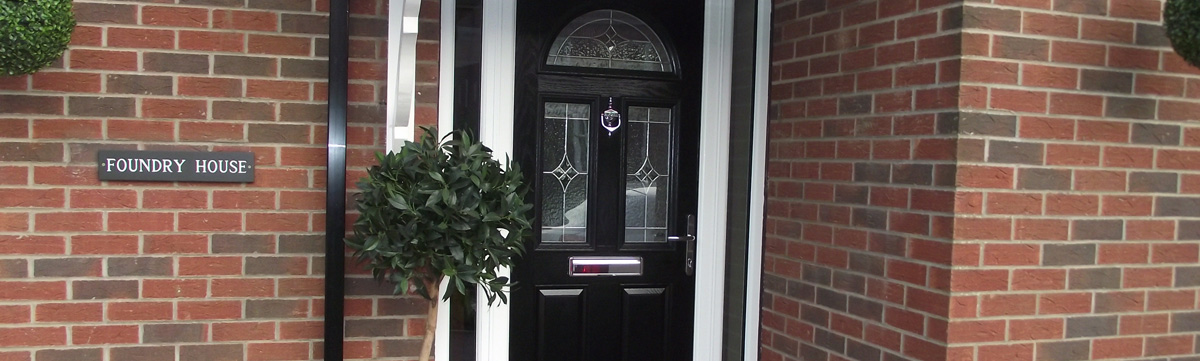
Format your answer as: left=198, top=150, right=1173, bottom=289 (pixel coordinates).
left=324, top=0, right=349, bottom=360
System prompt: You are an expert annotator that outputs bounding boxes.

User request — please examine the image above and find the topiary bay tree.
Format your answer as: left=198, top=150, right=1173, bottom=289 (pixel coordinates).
left=1166, top=0, right=1200, bottom=68
left=345, top=128, right=532, bottom=361
left=0, top=0, right=75, bottom=76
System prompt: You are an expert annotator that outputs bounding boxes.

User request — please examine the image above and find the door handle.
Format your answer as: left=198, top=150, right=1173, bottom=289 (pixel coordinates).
left=667, top=214, right=696, bottom=276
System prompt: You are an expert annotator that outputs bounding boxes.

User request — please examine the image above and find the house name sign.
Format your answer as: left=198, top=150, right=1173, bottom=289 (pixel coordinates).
left=97, top=150, right=255, bottom=183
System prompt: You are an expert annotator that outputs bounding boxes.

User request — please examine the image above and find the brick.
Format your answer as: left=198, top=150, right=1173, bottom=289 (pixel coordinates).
left=74, top=2, right=137, bottom=24
left=34, top=258, right=101, bottom=277
left=179, top=77, right=243, bottom=98
left=73, top=280, right=138, bottom=299
left=282, top=58, right=329, bottom=79
left=1095, top=291, right=1145, bottom=313
left=179, top=122, right=245, bottom=142
left=67, top=98, right=137, bottom=122
left=0, top=235, right=65, bottom=255
left=1036, top=340, right=1091, bottom=361
left=143, top=52, right=211, bottom=74
left=32, top=119, right=103, bottom=139
left=1146, top=335, right=1193, bottom=356
left=1068, top=268, right=1121, bottom=289
left=107, top=27, right=175, bottom=49
left=1017, top=168, right=1071, bottom=190
left=1081, top=69, right=1134, bottom=93
left=1043, top=244, right=1096, bottom=266
left=109, top=257, right=174, bottom=277
left=35, top=349, right=102, bottom=361
left=69, top=49, right=138, bottom=71
left=1130, top=123, right=1181, bottom=145
left=0, top=95, right=63, bottom=115
left=144, top=323, right=205, bottom=343
left=179, top=256, right=241, bottom=276
left=108, top=119, right=176, bottom=141
left=180, top=344, right=244, bottom=361
left=1073, top=219, right=1123, bottom=240
left=35, top=212, right=102, bottom=232
left=1093, top=338, right=1144, bottom=360
left=988, top=140, right=1043, bottom=165
left=246, top=256, right=308, bottom=275
left=212, top=278, right=274, bottom=297
left=142, top=6, right=209, bottom=28
left=31, top=72, right=102, bottom=93
left=213, top=9, right=279, bottom=32
left=281, top=14, right=329, bottom=34
left=71, top=235, right=138, bottom=255
left=1136, top=23, right=1171, bottom=47
left=143, top=99, right=208, bottom=119
left=1130, top=172, right=1178, bottom=193
left=72, top=325, right=139, bottom=344
left=178, top=300, right=241, bottom=320
left=211, top=101, right=276, bottom=122
left=246, top=80, right=310, bottom=100
left=248, top=342, right=311, bottom=360
left=214, top=55, right=278, bottom=77
left=962, top=6, right=1021, bottom=32
left=1065, top=315, right=1119, bottom=338
left=1157, top=197, right=1200, bottom=217
left=249, top=34, right=312, bottom=56
left=110, top=346, right=175, bottom=361
left=994, top=36, right=1049, bottom=61
left=1082, top=18, right=1133, bottom=43
left=1045, top=194, right=1099, bottom=215
left=1051, top=41, right=1107, bottom=67
left=179, top=30, right=245, bottom=52
left=246, top=299, right=308, bottom=318
left=213, top=321, right=275, bottom=341
left=35, top=303, right=101, bottom=323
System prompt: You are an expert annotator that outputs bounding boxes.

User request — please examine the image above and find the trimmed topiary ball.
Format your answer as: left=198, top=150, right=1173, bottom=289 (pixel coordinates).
left=0, top=0, right=75, bottom=76
left=1166, top=0, right=1200, bottom=69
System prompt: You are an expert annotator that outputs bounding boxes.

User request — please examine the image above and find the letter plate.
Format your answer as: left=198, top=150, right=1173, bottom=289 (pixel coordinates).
left=568, top=257, right=643, bottom=277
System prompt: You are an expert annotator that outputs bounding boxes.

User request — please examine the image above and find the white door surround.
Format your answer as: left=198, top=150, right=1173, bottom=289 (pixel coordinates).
left=379, top=1, right=773, bottom=360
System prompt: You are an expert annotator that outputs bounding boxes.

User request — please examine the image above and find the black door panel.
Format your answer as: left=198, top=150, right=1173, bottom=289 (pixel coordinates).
left=512, top=1, right=703, bottom=360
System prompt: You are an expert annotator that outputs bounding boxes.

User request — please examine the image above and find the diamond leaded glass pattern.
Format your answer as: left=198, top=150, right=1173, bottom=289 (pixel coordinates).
left=546, top=10, right=675, bottom=72
left=542, top=102, right=590, bottom=243
left=625, top=106, right=672, bottom=243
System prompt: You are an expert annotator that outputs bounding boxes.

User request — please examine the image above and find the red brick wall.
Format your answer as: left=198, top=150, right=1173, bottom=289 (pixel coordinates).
left=948, top=0, right=1200, bottom=359
left=0, top=0, right=439, bottom=360
left=763, top=0, right=964, bottom=360
left=767, top=0, right=1200, bottom=360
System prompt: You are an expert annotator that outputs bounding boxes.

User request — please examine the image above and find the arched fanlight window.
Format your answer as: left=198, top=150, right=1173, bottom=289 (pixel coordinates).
left=546, top=10, right=675, bottom=72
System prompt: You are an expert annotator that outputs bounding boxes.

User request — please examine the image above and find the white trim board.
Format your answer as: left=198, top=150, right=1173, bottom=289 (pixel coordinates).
left=743, top=0, right=772, bottom=359
left=694, top=0, right=735, bottom=358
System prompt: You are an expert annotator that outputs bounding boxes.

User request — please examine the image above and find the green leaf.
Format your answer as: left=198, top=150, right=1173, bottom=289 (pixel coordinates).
left=342, top=127, right=532, bottom=303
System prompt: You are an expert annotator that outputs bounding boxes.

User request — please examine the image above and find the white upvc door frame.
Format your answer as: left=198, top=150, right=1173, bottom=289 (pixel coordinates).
left=411, top=0, right=772, bottom=360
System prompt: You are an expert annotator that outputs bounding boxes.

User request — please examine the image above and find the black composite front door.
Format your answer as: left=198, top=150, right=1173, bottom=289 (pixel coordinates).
left=511, top=1, right=704, bottom=360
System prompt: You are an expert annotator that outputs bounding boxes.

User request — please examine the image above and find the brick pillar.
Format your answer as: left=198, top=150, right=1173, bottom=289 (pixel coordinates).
left=765, top=0, right=1200, bottom=360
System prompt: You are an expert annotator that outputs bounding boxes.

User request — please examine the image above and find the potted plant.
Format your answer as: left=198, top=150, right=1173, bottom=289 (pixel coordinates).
left=345, top=127, right=532, bottom=361
left=1, top=0, right=75, bottom=76
left=1166, top=0, right=1200, bottom=68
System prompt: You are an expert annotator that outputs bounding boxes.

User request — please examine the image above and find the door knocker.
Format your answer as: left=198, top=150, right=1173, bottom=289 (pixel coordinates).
left=601, top=97, right=621, bottom=135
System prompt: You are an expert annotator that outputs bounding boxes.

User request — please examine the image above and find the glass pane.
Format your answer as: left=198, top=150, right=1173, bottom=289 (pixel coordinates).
left=546, top=10, right=675, bottom=73
left=542, top=102, right=590, bottom=243
left=625, top=106, right=672, bottom=243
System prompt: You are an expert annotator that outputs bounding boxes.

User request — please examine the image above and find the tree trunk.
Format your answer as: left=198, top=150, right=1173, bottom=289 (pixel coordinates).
left=419, top=278, right=441, bottom=361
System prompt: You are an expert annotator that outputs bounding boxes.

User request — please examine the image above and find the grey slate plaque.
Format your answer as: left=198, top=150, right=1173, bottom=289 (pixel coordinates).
left=97, top=150, right=255, bottom=183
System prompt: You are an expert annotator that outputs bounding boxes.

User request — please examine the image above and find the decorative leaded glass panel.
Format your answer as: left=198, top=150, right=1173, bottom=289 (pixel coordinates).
left=625, top=106, right=671, bottom=243
left=542, top=102, right=590, bottom=243
left=546, top=10, right=675, bottom=72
